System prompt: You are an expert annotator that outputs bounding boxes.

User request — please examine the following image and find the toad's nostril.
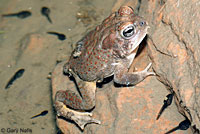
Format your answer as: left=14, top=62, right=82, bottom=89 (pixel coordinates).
left=139, top=21, right=146, bottom=26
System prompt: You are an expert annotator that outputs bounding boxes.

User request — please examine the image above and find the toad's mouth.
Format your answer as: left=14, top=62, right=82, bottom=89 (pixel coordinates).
left=128, top=28, right=149, bottom=54
left=129, top=45, right=139, bottom=55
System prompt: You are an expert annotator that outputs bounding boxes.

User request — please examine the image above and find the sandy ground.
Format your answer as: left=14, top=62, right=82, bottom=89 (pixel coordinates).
left=0, top=0, right=115, bottom=133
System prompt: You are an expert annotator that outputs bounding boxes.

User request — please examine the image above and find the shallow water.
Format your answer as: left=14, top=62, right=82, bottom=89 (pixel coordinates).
left=0, top=0, right=115, bottom=133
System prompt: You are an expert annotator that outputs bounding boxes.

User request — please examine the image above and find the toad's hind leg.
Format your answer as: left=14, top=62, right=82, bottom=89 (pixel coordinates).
left=54, top=74, right=100, bottom=130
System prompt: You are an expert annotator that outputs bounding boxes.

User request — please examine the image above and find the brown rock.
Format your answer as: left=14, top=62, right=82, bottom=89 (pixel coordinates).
left=138, top=0, right=200, bottom=132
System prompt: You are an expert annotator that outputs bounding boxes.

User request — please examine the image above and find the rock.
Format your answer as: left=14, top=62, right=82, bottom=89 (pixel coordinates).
left=138, top=0, right=200, bottom=132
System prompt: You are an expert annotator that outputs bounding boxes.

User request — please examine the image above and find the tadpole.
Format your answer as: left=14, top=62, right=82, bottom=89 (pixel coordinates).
left=2, top=11, right=31, bottom=19
left=41, top=7, right=52, bottom=23
left=165, top=119, right=191, bottom=134
left=31, top=110, right=48, bottom=119
left=5, top=69, right=25, bottom=89
left=47, top=32, right=66, bottom=41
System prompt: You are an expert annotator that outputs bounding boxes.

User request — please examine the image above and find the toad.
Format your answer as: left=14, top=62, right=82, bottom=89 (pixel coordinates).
left=53, top=6, right=155, bottom=130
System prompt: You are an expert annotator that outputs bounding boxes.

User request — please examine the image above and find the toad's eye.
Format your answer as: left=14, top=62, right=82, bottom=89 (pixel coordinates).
left=121, top=24, right=135, bottom=39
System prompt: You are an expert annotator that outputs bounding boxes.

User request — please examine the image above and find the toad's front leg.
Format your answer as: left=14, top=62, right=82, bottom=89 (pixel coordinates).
left=114, top=63, right=155, bottom=85
left=54, top=73, right=100, bottom=130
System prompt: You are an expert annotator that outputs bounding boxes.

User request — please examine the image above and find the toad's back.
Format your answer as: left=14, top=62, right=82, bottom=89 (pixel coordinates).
left=68, top=31, right=116, bottom=81
left=67, top=6, right=148, bottom=82
left=67, top=11, right=118, bottom=81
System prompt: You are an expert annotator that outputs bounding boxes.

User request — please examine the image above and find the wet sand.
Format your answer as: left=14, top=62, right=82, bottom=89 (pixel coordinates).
left=0, top=0, right=115, bottom=133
